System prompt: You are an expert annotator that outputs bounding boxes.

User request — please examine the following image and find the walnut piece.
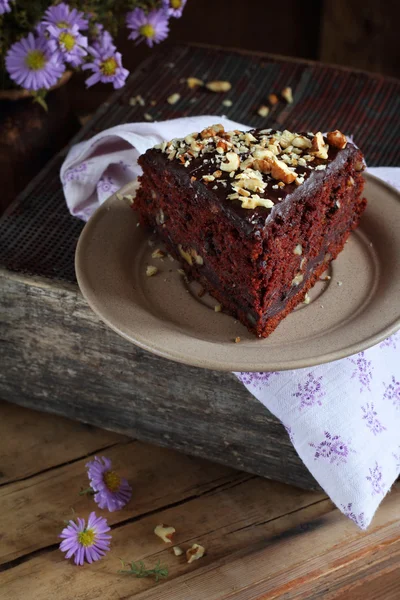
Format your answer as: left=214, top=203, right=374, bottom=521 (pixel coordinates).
left=187, top=77, right=203, bottom=89
left=327, top=130, right=347, bottom=149
left=167, top=93, right=181, bottom=105
left=281, top=86, right=293, bottom=104
left=257, top=105, right=270, bottom=117
left=173, top=546, right=184, bottom=556
left=154, top=524, right=175, bottom=543
left=146, top=266, right=158, bottom=277
left=220, top=151, right=240, bottom=172
left=186, top=544, right=206, bottom=564
left=206, top=81, right=231, bottom=92
left=311, top=132, right=329, bottom=160
left=268, top=93, right=279, bottom=105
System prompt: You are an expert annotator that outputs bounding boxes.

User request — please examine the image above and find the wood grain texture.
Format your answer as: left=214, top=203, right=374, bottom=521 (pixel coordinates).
left=0, top=270, right=318, bottom=491
left=0, top=401, right=399, bottom=600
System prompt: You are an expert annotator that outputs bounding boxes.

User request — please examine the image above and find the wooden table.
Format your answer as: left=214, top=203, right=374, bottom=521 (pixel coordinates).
left=0, top=400, right=399, bottom=599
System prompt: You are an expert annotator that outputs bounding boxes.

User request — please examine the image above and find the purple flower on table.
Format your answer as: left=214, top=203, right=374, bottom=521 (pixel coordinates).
left=292, top=372, right=325, bottom=410
left=310, top=431, right=354, bottom=465
left=91, top=24, right=116, bottom=54
left=0, top=0, right=13, bottom=15
left=361, top=402, right=386, bottom=436
left=236, top=371, right=279, bottom=391
left=341, top=503, right=366, bottom=529
left=42, top=2, right=88, bottom=31
left=47, top=24, right=88, bottom=67
left=83, top=46, right=129, bottom=89
left=86, top=456, right=132, bottom=512
left=366, top=462, right=385, bottom=496
left=383, top=376, right=400, bottom=410
left=126, top=8, right=170, bottom=48
left=163, top=0, right=187, bottom=18
left=349, top=351, right=373, bottom=393
left=59, top=512, right=111, bottom=565
left=5, top=33, right=65, bottom=91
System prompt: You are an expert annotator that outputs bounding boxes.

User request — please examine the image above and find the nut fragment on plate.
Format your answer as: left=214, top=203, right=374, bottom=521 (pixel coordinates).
left=151, top=248, right=165, bottom=259
left=234, top=336, right=241, bottom=343
left=281, top=86, right=293, bottom=104
left=146, top=266, right=158, bottom=277
left=167, top=93, right=181, bottom=105
left=268, top=93, right=279, bottom=105
left=154, top=524, right=176, bottom=543
left=257, top=105, right=270, bottom=117
left=206, top=81, right=231, bottom=92
left=327, top=130, right=347, bottom=150
left=187, top=77, right=203, bottom=89
left=173, top=546, right=184, bottom=556
left=186, top=544, right=206, bottom=564
left=214, top=304, right=222, bottom=312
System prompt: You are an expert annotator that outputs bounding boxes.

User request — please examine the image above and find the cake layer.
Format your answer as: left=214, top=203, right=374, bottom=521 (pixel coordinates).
left=135, top=126, right=366, bottom=337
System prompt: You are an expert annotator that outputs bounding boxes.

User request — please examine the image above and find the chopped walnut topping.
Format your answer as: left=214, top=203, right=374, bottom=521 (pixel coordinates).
left=281, top=86, right=293, bottom=104
left=146, top=266, right=158, bottom=277
left=311, top=132, right=329, bottom=160
left=268, top=93, right=279, bottom=105
left=294, top=244, right=303, bottom=255
left=292, top=135, right=312, bottom=149
left=220, top=151, right=240, bottom=172
left=279, top=130, right=296, bottom=149
left=315, top=164, right=327, bottom=171
left=258, top=105, right=270, bottom=117
left=202, top=174, right=215, bottom=182
left=154, top=524, right=175, bottom=543
left=167, top=93, right=181, bottom=105
left=206, top=80, right=231, bottom=92
left=292, top=273, right=304, bottom=286
left=327, top=130, right=347, bottom=149
left=303, top=292, right=311, bottom=304
left=213, top=170, right=222, bottom=178
left=187, top=77, right=203, bottom=89
left=186, top=544, right=206, bottom=564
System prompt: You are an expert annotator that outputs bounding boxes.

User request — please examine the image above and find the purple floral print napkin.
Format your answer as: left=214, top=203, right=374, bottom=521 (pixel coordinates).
left=61, top=117, right=400, bottom=529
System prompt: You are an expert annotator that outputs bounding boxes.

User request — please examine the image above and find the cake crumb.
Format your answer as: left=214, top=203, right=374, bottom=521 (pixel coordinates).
left=167, top=93, right=181, bottom=105
left=234, top=337, right=241, bottom=343
left=146, top=266, right=158, bottom=277
left=151, top=249, right=165, bottom=259
left=257, top=105, right=270, bottom=118
left=214, top=304, right=222, bottom=312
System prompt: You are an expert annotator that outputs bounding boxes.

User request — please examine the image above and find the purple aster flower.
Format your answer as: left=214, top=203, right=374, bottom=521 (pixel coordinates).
left=59, top=512, right=111, bottom=566
left=47, top=24, right=88, bottom=67
left=91, top=23, right=116, bottom=54
left=42, top=2, right=88, bottom=31
left=86, top=456, right=132, bottom=511
left=126, top=8, right=170, bottom=48
left=5, top=33, right=65, bottom=91
left=163, top=0, right=187, bottom=18
left=0, top=0, right=13, bottom=15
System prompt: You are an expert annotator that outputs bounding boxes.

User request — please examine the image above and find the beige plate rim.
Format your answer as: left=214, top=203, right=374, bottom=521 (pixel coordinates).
left=75, top=173, right=400, bottom=371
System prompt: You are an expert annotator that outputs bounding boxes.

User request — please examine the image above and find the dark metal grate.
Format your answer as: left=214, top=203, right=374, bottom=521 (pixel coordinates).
left=1, top=44, right=399, bottom=283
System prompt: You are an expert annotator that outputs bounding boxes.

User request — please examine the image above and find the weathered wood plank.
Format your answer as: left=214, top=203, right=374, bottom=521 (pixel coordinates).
left=0, top=400, right=126, bottom=486
left=0, top=270, right=318, bottom=491
left=0, top=440, right=244, bottom=565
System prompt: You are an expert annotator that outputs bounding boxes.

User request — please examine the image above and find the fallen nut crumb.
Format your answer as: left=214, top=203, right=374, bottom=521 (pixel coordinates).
left=154, top=524, right=176, bottom=543
left=281, top=86, right=293, bottom=104
left=187, top=77, right=203, bottom=89
left=206, top=80, right=231, bottom=93
left=222, top=99, right=233, bottom=107
left=146, top=265, right=158, bottom=277
left=257, top=105, right=270, bottom=118
left=151, top=249, right=165, bottom=259
left=173, top=546, right=184, bottom=557
left=144, top=113, right=153, bottom=121
left=268, top=93, right=279, bottom=105
left=214, top=304, right=222, bottom=312
left=234, top=337, right=241, bottom=343
left=177, top=268, right=185, bottom=275
left=186, top=544, right=205, bottom=564
left=167, top=93, right=181, bottom=105
left=303, top=292, right=311, bottom=305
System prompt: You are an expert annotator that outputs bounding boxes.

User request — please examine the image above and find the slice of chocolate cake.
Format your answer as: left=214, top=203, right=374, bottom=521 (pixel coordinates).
left=134, top=125, right=366, bottom=338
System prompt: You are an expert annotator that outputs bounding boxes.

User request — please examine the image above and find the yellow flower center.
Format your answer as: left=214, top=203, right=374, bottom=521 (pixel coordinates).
left=139, top=24, right=155, bottom=39
left=59, top=31, right=76, bottom=51
left=78, top=528, right=95, bottom=547
left=57, top=20, right=70, bottom=28
left=100, top=57, right=118, bottom=76
left=25, top=49, right=46, bottom=71
left=171, top=0, right=182, bottom=8
left=103, top=470, right=121, bottom=492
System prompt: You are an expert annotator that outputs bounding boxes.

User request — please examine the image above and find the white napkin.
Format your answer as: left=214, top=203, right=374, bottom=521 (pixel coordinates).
left=62, top=117, right=400, bottom=528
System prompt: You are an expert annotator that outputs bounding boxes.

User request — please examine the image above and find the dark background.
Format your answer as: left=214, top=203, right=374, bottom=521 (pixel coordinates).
left=0, top=0, right=398, bottom=212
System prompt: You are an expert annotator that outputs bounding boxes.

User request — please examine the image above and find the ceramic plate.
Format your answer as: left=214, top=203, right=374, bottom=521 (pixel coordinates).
left=75, top=174, right=400, bottom=371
